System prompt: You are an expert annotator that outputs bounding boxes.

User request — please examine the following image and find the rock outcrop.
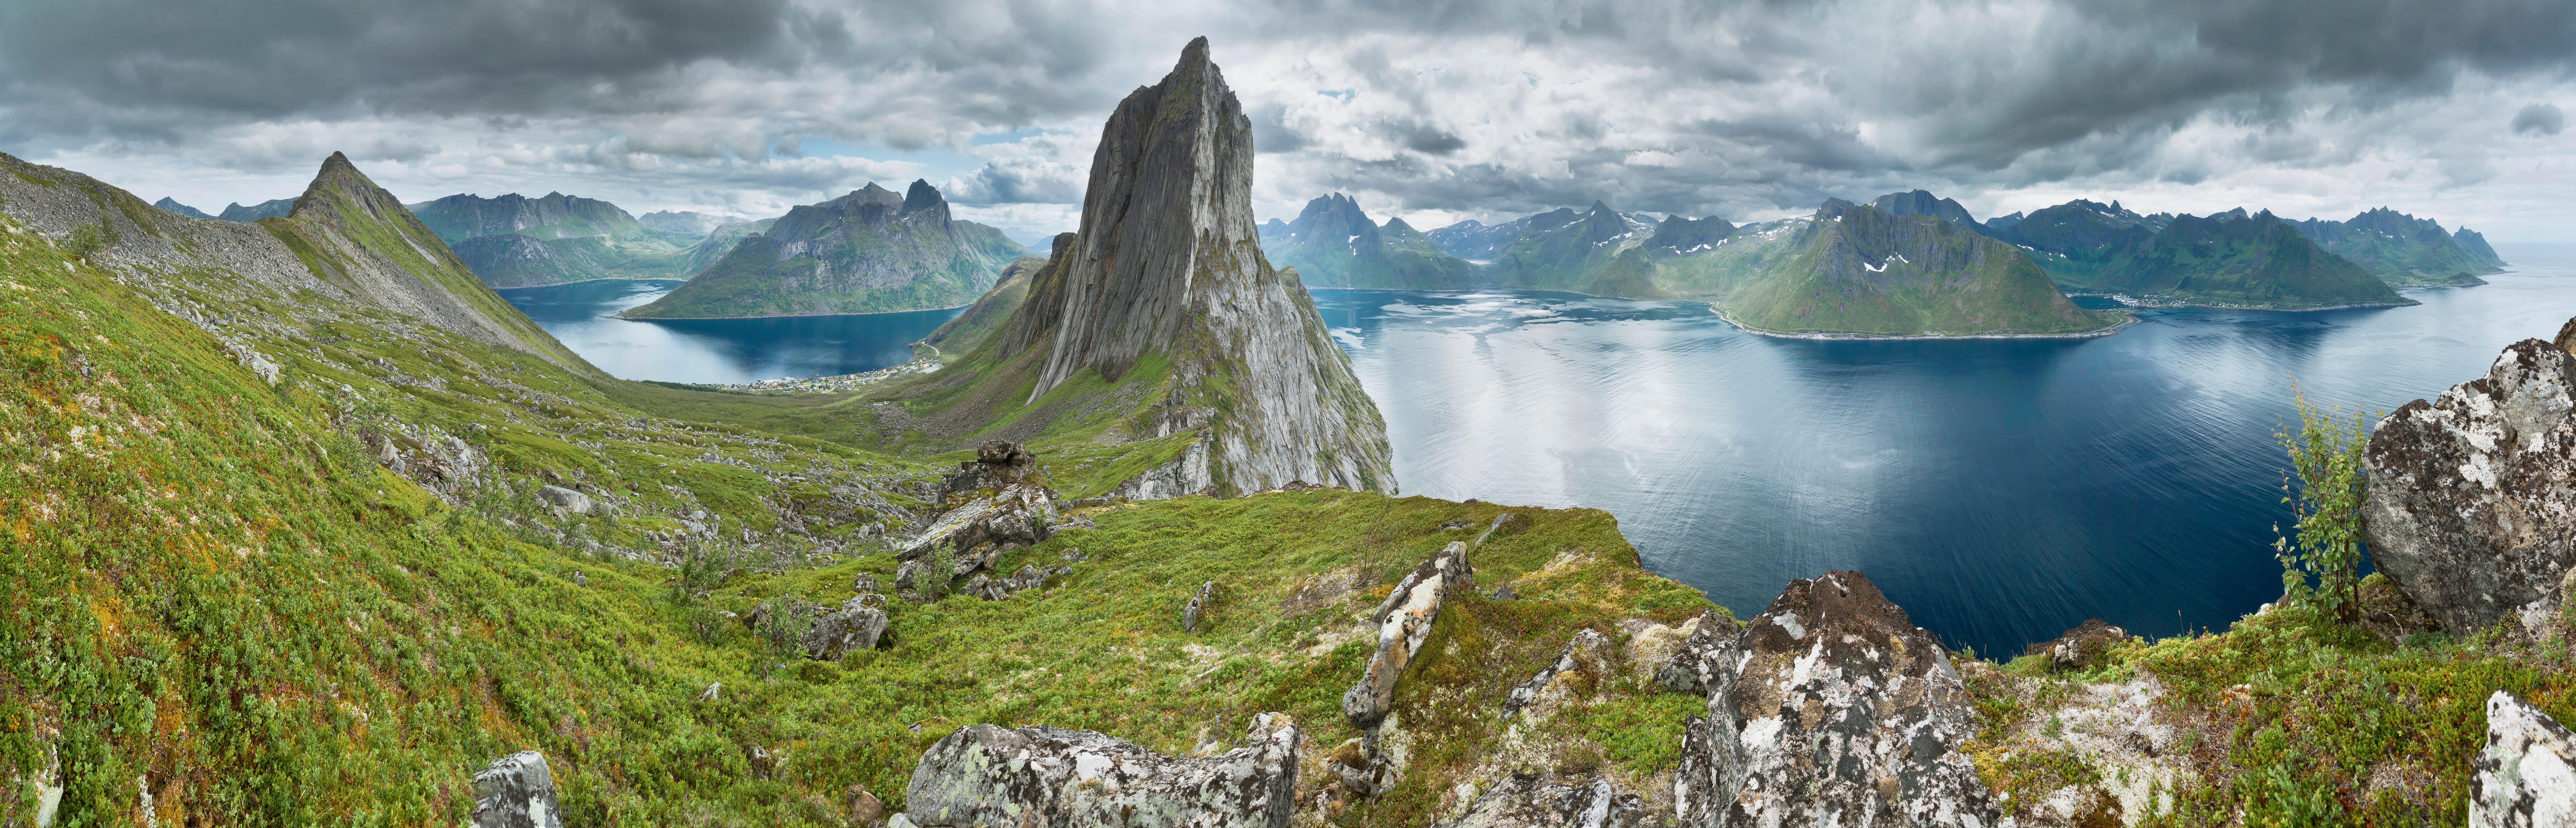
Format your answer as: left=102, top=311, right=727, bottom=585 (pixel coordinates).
left=1672, top=571, right=2001, bottom=826
left=2024, top=618, right=2131, bottom=671
left=1504, top=629, right=1610, bottom=717
left=472, top=751, right=563, bottom=828
left=1655, top=609, right=1747, bottom=695
left=899, top=483, right=1057, bottom=562
left=803, top=597, right=890, bottom=659
left=988, top=37, right=1394, bottom=496
left=1451, top=772, right=1647, bottom=828
left=1343, top=541, right=1474, bottom=729
left=901, top=713, right=1301, bottom=828
left=2364, top=336, right=2576, bottom=635
left=942, top=440, right=1039, bottom=495
left=2473, top=691, right=2576, bottom=828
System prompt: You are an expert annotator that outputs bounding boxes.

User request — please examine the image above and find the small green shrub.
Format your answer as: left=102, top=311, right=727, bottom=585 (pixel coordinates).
left=2273, top=381, right=2374, bottom=620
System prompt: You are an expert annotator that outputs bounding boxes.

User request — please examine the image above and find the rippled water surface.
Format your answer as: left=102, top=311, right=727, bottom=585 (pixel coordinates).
left=499, top=279, right=963, bottom=384
left=1315, top=243, right=2576, bottom=654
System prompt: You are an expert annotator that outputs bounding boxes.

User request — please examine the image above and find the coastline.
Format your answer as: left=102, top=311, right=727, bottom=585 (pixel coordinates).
left=489, top=276, right=677, bottom=291
left=2059, top=290, right=2421, bottom=312
left=1708, top=305, right=2140, bottom=340
left=615, top=301, right=975, bottom=321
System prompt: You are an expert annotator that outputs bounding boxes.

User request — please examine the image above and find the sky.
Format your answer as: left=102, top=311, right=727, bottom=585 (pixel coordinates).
left=4, top=0, right=2572, bottom=245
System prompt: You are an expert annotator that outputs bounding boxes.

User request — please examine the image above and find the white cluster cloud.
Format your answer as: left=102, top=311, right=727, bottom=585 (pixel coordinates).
left=2, top=0, right=2569, bottom=239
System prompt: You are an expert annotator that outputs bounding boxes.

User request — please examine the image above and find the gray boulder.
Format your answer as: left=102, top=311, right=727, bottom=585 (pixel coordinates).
left=1655, top=609, right=1747, bottom=695
left=1342, top=541, right=1473, bottom=729
left=1504, top=629, right=1609, bottom=717
left=903, top=712, right=1301, bottom=828
left=803, top=598, right=889, bottom=660
left=1452, top=773, right=1645, bottom=828
left=537, top=485, right=592, bottom=514
left=2473, top=690, right=2576, bottom=828
left=1673, top=571, right=2000, bottom=827
left=899, top=483, right=1055, bottom=562
left=2364, top=337, right=2576, bottom=634
left=895, top=559, right=926, bottom=591
left=471, top=751, right=563, bottom=828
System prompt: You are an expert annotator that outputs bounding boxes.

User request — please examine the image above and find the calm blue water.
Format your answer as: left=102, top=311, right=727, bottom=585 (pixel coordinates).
left=498, top=280, right=963, bottom=384
left=1314, top=243, right=2576, bottom=654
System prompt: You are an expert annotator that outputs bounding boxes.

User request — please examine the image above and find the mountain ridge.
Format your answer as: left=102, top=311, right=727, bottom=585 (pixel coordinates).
left=619, top=181, right=1026, bottom=319
left=1261, top=193, right=1472, bottom=289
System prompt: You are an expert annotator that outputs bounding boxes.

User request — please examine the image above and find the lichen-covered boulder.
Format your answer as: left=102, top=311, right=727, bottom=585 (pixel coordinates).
left=899, top=483, right=1056, bottom=562
left=802, top=598, right=889, bottom=660
left=2364, top=337, right=2576, bottom=634
left=1656, top=609, right=1747, bottom=695
left=2473, top=690, right=2576, bottom=828
left=1673, top=571, right=2001, bottom=827
left=1343, top=541, right=1474, bottom=729
left=472, top=751, right=563, bottom=828
left=903, top=712, right=1301, bottom=828
left=1452, top=772, right=1645, bottom=828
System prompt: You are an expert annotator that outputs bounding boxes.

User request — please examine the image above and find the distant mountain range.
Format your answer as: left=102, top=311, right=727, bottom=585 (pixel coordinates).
left=152, top=197, right=214, bottom=219
left=1259, top=194, right=1470, bottom=289
left=218, top=198, right=298, bottom=222
left=403, top=192, right=722, bottom=288
left=1340, top=186, right=2491, bottom=327
left=2289, top=208, right=2502, bottom=286
left=620, top=180, right=1027, bottom=319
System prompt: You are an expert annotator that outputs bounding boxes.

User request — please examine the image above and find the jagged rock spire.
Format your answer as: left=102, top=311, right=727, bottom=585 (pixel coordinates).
left=1017, top=36, right=1395, bottom=494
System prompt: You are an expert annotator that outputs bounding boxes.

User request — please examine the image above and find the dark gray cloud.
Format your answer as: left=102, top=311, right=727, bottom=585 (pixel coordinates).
left=3, top=0, right=2572, bottom=238
left=2515, top=103, right=2567, bottom=135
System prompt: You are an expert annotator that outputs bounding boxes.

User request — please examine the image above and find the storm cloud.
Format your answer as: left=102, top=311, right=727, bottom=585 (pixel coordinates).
left=4, top=0, right=2571, bottom=239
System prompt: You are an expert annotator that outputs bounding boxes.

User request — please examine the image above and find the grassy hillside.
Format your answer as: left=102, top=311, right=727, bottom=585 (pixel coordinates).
left=915, top=255, right=1045, bottom=361
left=1, top=211, right=1723, bottom=823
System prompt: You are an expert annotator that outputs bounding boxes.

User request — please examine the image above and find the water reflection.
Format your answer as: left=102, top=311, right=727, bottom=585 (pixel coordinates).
left=499, top=280, right=964, bottom=384
left=1316, top=244, right=2576, bottom=654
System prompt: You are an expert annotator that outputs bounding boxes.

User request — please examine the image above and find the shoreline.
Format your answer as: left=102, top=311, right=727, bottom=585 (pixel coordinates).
left=1709, top=305, right=2140, bottom=340
left=2058, top=290, right=2420, bottom=312
left=490, top=276, right=678, bottom=291
left=614, top=301, right=974, bottom=321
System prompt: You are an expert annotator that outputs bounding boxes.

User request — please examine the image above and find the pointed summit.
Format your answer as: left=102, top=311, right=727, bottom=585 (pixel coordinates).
left=902, top=179, right=946, bottom=214
left=966, top=36, right=1395, bottom=495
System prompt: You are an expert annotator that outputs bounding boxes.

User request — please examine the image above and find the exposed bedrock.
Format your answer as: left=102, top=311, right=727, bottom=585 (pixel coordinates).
left=1343, top=540, right=1475, bottom=730
left=2364, top=333, right=2576, bottom=635
left=1452, top=772, right=1647, bottom=828
left=900, top=713, right=1300, bottom=828
left=1672, top=571, right=2002, bottom=827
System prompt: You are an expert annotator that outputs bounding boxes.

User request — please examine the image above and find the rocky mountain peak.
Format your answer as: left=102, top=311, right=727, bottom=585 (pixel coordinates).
left=1869, top=189, right=1980, bottom=228
left=903, top=179, right=946, bottom=214
left=1008, top=36, right=1394, bottom=494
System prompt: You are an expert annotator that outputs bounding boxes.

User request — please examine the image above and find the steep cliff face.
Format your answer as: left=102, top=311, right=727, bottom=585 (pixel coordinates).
left=953, top=38, right=1394, bottom=496
left=0, top=151, right=585, bottom=371
left=621, top=181, right=1026, bottom=319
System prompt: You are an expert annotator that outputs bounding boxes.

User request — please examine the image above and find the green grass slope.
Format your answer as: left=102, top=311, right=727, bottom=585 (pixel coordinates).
left=1720, top=202, right=2118, bottom=336
left=915, top=254, right=1046, bottom=361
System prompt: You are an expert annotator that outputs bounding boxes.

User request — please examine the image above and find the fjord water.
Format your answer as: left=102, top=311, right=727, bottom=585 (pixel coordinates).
left=498, top=279, right=963, bottom=383
left=1316, top=243, right=2576, bottom=655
